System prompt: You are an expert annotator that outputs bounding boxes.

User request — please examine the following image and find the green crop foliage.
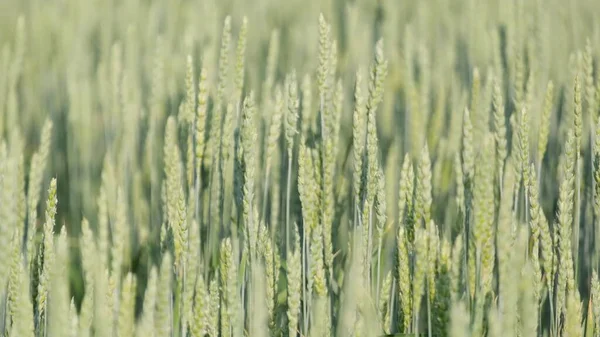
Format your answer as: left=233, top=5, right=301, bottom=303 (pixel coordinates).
left=1, top=0, right=600, bottom=336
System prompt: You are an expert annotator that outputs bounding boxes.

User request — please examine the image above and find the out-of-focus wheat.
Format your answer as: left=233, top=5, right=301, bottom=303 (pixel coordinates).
left=1, top=1, right=599, bottom=337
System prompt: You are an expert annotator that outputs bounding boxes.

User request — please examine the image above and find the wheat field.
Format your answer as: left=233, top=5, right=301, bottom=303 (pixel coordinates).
left=1, top=0, right=600, bottom=336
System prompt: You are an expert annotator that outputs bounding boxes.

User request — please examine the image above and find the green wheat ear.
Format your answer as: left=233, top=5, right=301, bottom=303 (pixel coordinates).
left=117, top=273, right=137, bottom=337
left=287, top=223, right=301, bottom=337
left=415, top=144, right=432, bottom=228
left=191, top=273, right=208, bottom=337
left=37, top=178, right=57, bottom=323
left=208, top=276, right=220, bottom=337
left=538, top=81, right=554, bottom=166
left=48, top=226, right=69, bottom=337
left=182, top=54, right=195, bottom=126
left=13, top=255, right=35, bottom=337
left=492, top=75, right=507, bottom=177
left=234, top=17, right=248, bottom=105
left=156, top=253, right=173, bottom=337
left=26, top=118, right=53, bottom=267
left=397, top=225, right=412, bottom=333
left=195, top=65, right=209, bottom=171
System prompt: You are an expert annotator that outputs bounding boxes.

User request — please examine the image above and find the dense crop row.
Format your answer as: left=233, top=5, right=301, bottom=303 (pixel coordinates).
left=1, top=0, right=600, bottom=336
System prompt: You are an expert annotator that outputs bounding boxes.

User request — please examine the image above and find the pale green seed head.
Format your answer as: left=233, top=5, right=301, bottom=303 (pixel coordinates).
left=317, top=13, right=331, bottom=102
left=156, top=253, right=173, bottom=337
left=416, top=144, right=432, bottom=227
left=234, top=17, right=248, bottom=103
left=195, top=66, right=209, bottom=165
left=208, top=276, right=220, bottom=337
left=375, top=166, right=387, bottom=235
left=301, top=73, right=313, bottom=135
left=450, top=300, right=470, bottom=337
left=266, top=85, right=283, bottom=172
left=398, top=153, right=413, bottom=225
left=574, top=75, right=583, bottom=148
left=217, top=16, right=232, bottom=107
left=285, top=71, right=299, bottom=153
left=182, top=54, right=195, bottom=125
left=191, top=274, right=208, bottom=337
left=492, top=76, right=507, bottom=173
left=518, top=106, right=530, bottom=184
left=241, top=92, right=258, bottom=175
left=462, top=108, right=474, bottom=181
left=117, top=273, right=137, bottom=337
left=397, top=226, right=412, bottom=332
left=413, top=227, right=428, bottom=316
left=287, top=224, right=302, bottom=337
left=454, top=154, right=465, bottom=213
left=427, top=220, right=439, bottom=301
left=538, top=81, right=554, bottom=163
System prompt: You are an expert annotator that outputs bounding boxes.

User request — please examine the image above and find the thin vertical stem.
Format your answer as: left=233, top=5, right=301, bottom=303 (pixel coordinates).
left=427, top=285, right=432, bottom=337
left=302, top=229, right=309, bottom=335
left=414, top=296, right=419, bottom=337
left=262, top=167, right=271, bottom=224
left=44, top=301, right=47, bottom=337
left=575, top=153, right=581, bottom=279
left=286, top=153, right=292, bottom=253
left=368, top=209, right=373, bottom=292
left=538, top=298, right=542, bottom=337
left=549, top=287, right=555, bottom=337
left=390, top=279, right=396, bottom=332
left=376, top=237, right=382, bottom=307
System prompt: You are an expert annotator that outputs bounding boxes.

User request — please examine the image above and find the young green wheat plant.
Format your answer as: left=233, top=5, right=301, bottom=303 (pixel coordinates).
left=1, top=0, right=600, bottom=336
